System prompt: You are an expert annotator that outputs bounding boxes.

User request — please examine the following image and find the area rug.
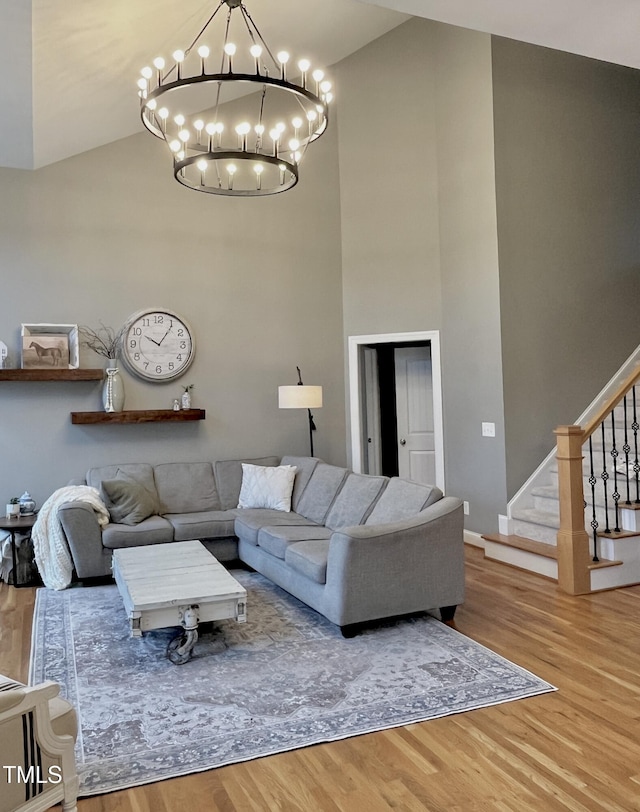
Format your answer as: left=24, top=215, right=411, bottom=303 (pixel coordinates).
left=30, top=571, right=555, bottom=796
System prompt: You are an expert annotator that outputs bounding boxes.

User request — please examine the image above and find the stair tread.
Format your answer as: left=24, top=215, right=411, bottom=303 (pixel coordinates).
left=588, top=559, right=623, bottom=570
left=596, top=528, right=640, bottom=539
left=483, top=533, right=623, bottom=569
left=482, top=533, right=558, bottom=559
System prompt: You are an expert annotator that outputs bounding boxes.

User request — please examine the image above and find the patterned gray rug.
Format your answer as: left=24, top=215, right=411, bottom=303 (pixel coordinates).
left=30, top=571, right=555, bottom=796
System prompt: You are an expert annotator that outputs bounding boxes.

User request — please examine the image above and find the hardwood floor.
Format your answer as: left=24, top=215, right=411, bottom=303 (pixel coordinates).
left=2, top=545, right=640, bottom=811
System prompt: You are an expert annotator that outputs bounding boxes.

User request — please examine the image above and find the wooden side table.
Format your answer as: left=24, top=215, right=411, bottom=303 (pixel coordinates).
left=0, top=514, right=38, bottom=588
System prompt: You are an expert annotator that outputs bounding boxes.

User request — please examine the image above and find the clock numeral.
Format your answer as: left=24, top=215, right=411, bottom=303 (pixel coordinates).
left=156, top=365, right=162, bottom=374
left=141, top=318, right=150, bottom=327
left=177, top=329, right=184, bottom=337
left=132, top=328, right=142, bottom=336
left=129, top=339, right=137, bottom=349
left=154, top=315, right=164, bottom=324
left=177, top=354, right=183, bottom=362
left=134, top=353, right=140, bottom=361
left=169, top=362, right=174, bottom=370
left=144, top=362, right=149, bottom=370
left=180, top=341, right=187, bottom=349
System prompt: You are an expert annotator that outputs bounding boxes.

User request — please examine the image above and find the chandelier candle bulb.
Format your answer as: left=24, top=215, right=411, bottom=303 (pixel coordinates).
left=250, top=43, right=262, bottom=72
left=197, top=159, right=208, bottom=185
left=298, top=58, right=310, bottom=88
left=197, top=45, right=209, bottom=72
left=224, top=42, right=236, bottom=72
left=277, top=51, right=289, bottom=80
left=227, top=163, right=236, bottom=190
left=270, top=129, right=280, bottom=156
left=173, top=49, right=185, bottom=79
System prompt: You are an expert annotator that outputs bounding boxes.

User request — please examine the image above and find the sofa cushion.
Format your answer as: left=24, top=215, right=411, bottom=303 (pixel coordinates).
left=234, top=509, right=318, bottom=546
left=295, top=463, right=349, bottom=524
left=215, top=456, right=280, bottom=510
left=257, top=524, right=332, bottom=559
left=86, top=463, right=157, bottom=496
left=280, top=456, right=320, bottom=511
left=365, top=478, right=443, bottom=525
left=101, top=516, right=174, bottom=549
left=237, top=463, right=298, bottom=511
left=153, top=462, right=220, bottom=514
left=101, top=478, right=159, bottom=525
left=285, top=539, right=331, bottom=585
left=324, top=473, right=388, bottom=530
left=165, top=510, right=237, bottom=541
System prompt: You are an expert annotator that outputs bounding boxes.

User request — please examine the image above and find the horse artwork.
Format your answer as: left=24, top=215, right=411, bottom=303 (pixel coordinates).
left=22, top=335, right=70, bottom=369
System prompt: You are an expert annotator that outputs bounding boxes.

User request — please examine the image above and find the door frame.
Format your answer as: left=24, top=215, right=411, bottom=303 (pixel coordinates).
left=347, top=331, right=445, bottom=491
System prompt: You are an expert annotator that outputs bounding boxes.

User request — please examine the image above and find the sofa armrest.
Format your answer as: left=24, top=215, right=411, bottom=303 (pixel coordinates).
left=57, top=501, right=109, bottom=579
left=323, top=496, right=465, bottom=626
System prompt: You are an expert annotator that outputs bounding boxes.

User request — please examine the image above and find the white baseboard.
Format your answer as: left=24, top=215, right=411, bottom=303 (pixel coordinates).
left=464, top=530, right=485, bottom=549
left=498, top=514, right=512, bottom=535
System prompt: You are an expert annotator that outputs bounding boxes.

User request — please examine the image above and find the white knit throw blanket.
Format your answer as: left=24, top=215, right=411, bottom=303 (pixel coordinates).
left=32, top=485, right=110, bottom=590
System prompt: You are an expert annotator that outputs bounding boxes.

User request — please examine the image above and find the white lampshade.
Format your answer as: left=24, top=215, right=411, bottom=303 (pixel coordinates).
left=278, top=385, right=323, bottom=409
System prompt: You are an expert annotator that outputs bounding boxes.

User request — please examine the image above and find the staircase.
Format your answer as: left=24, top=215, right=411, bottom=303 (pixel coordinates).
left=482, top=349, right=640, bottom=593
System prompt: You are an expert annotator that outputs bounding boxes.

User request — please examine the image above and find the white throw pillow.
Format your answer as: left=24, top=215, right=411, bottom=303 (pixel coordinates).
left=237, top=464, right=298, bottom=512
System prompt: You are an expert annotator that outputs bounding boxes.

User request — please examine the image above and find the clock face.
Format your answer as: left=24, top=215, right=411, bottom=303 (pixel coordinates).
left=121, top=309, right=195, bottom=382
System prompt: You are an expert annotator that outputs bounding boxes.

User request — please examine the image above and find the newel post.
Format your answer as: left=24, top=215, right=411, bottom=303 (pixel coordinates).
left=554, top=425, right=591, bottom=595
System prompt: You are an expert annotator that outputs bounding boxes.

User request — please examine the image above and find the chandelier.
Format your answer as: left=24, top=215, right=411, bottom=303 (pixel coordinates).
left=137, top=0, right=333, bottom=197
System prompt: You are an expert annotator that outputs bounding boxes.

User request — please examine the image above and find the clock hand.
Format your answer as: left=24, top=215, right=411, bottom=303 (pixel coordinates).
left=146, top=335, right=161, bottom=347
left=157, top=327, right=172, bottom=346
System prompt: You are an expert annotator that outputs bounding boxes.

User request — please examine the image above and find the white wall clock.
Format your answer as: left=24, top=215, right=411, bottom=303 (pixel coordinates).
left=121, top=308, right=195, bottom=382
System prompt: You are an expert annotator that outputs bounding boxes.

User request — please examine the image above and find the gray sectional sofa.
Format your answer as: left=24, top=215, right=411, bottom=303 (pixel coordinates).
left=58, top=455, right=465, bottom=634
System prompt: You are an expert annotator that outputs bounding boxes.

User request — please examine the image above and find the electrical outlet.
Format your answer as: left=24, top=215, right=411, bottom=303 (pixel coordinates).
left=482, top=422, right=496, bottom=437
left=463, top=501, right=470, bottom=515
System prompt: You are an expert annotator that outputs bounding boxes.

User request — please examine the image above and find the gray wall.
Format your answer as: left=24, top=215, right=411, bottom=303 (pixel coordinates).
left=336, top=19, right=442, bottom=339
left=0, top=122, right=346, bottom=508
left=493, top=37, right=640, bottom=497
left=435, top=25, right=508, bottom=534
left=336, top=19, right=507, bottom=533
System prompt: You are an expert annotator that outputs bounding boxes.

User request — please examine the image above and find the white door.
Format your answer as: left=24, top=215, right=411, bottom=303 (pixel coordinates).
left=394, top=346, right=436, bottom=485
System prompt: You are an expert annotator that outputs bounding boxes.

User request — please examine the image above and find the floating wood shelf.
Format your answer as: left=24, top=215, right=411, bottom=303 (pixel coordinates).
left=70, top=409, right=206, bottom=425
left=0, top=368, right=104, bottom=381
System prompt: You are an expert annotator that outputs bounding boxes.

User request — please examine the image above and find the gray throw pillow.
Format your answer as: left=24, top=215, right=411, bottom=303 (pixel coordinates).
left=101, top=479, right=159, bottom=526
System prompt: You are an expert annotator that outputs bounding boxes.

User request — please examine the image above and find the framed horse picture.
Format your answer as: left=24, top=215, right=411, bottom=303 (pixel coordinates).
left=21, top=324, right=79, bottom=369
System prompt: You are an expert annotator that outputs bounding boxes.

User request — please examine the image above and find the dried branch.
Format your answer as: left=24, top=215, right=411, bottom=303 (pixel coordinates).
left=79, top=322, right=125, bottom=360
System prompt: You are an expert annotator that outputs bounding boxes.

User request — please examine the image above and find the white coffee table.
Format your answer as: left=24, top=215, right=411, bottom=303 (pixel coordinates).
left=112, top=540, right=247, bottom=664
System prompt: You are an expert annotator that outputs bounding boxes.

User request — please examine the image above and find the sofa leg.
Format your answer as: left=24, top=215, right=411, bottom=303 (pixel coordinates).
left=340, top=623, right=361, bottom=638
left=439, top=605, right=457, bottom=624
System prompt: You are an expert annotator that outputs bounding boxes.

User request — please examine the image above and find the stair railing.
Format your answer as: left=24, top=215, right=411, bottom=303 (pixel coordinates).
left=555, top=364, right=640, bottom=595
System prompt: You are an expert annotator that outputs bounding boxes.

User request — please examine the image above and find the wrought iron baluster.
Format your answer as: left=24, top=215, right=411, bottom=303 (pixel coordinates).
left=601, top=421, right=611, bottom=534
left=610, top=411, right=620, bottom=533
left=622, top=395, right=631, bottom=505
left=588, top=435, right=599, bottom=561
left=633, top=386, right=640, bottom=504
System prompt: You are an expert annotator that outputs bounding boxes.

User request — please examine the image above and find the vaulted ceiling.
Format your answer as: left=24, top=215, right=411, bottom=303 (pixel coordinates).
left=2, top=0, right=638, bottom=171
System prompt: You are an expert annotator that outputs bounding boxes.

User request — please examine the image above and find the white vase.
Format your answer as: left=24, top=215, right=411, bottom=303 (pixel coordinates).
left=103, top=365, right=125, bottom=412
left=181, top=391, right=192, bottom=409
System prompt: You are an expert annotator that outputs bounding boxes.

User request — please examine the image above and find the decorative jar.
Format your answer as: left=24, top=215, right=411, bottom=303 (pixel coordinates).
left=19, top=492, right=36, bottom=515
